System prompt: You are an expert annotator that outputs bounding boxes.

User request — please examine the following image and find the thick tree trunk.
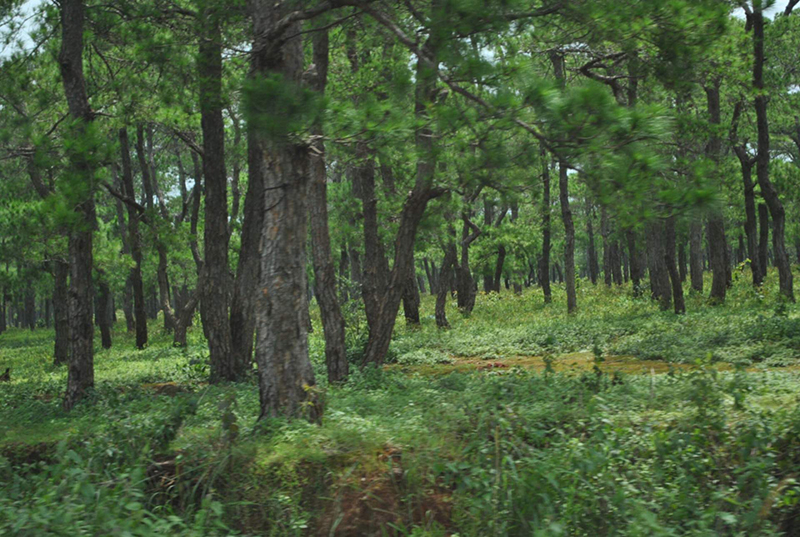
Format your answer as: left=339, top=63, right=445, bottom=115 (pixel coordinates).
left=307, top=30, right=348, bottom=382
left=752, top=7, right=793, bottom=300
left=53, top=260, right=70, bottom=365
left=198, top=6, right=237, bottom=382
left=250, top=4, right=320, bottom=420
left=664, top=217, right=685, bottom=314
left=59, top=0, right=96, bottom=411
left=646, top=221, right=671, bottom=310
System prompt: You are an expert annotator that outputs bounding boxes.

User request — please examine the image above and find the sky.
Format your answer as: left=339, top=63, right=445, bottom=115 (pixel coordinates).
left=0, top=0, right=795, bottom=59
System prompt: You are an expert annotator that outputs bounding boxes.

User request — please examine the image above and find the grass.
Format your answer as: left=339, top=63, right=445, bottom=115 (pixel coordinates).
left=2, top=269, right=800, bottom=535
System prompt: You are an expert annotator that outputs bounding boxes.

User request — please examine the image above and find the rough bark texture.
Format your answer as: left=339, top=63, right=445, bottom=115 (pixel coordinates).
left=251, top=3, right=320, bottom=421
left=751, top=7, right=793, bottom=300
left=198, top=5, right=237, bottom=382
left=119, top=128, right=148, bottom=348
left=664, top=217, right=685, bottom=314
left=59, top=0, right=95, bottom=411
left=646, top=221, right=671, bottom=310
left=690, top=220, right=704, bottom=292
left=402, top=262, right=421, bottom=325
left=96, top=278, right=112, bottom=349
left=307, top=30, right=348, bottom=383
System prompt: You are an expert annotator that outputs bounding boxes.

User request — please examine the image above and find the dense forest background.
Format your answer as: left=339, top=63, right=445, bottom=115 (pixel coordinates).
left=2, top=0, right=800, bottom=535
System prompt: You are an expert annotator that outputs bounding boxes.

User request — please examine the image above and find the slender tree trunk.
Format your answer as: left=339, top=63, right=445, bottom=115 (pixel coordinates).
left=59, top=0, right=95, bottom=411
left=705, top=82, right=727, bottom=304
left=119, top=129, right=148, bottom=348
left=539, top=147, right=552, bottom=303
left=759, top=203, right=769, bottom=278
left=664, top=217, right=685, bottom=314
left=53, top=260, right=70, bottom=365
left=492, top=245, right=506, bottom=294
left=587, top=208, right=598, bottom=285
left=307, top=30, right=348, bottom=382
left=751, top=7, right=793, bottom=300
left=96, top=278, right=112, bottom=349
left=678, top=240, right=687, bottom=283
left=627, top=229, right=642, bottom=295
left=435, top=241, right=457, bottom=328
left=360, top=28, right=443, bottom=367
left=690, top=220, right=704, bottom=292
left=602, top=207, right=612, bottom=287
left=198, top=5, right=237, bottom=382
left=611, top=241, right=623, bottom=286
left=457, top=213, right=480, bottom=313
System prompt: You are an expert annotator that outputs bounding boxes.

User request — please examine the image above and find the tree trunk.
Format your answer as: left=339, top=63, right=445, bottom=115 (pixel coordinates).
left=627, top=229, right=642, bottom=294
left=435, top=241, right=457, bottom=328
left=539, top=147, right=552, bottom=303
left=611, top=241, right=623, bottom=286
left=758, top=203, right=769, bottom=278
left=646, top=221, right=671, bottom=310
left=678, top=240, right=687, bottom=283
left=457, top=213, right=480, bottom=313
left=492, top=245, right=506, bottom=294
left=602, top=207, right=612, bottom=287
left=53, top=260, right=70, bottom=365
left=96, top=278, right=112, bottom=349
left=359, top=30, right=443, bottom=367
left=198, top=5, right=237, bottom=382
left=752, top=7, right=793, bottom=300
left=59, top=0, right=95, bottom=411
left=250, top=3, right=320, bottom=420
left=704, top=82, right=727, bottom=304
left=664, top=217, right=685, bottom=314
left=119, top=128, right=148, bottom=348
left=689, top=220, right=704, bottom=292
left=307, top=30, right=348, bottom=382
left=550, top=52, right=576, bottom=313
left=587, top=208, right=598, bottom=285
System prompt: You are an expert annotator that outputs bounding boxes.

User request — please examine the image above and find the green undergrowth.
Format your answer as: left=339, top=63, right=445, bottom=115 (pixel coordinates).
left=2, top=269, right=800, bottom=535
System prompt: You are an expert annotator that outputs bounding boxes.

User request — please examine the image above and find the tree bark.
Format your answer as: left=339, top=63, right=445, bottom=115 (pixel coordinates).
left=664, top=217, right=685, bottom=314
left=307, top=29, right=348, bottom=382
left=690, top=220, right=704, bottom=292
left=705, top=82, right=727, bottom=304
left=359, top=27, right=444, bottom=366
left=587, top=207, right=598, bottom=285
left=646, top=221, right=671, bottom=310
left=435, top=240, right=457, bottom=329
left=119, top=128, right=148, bottom=348
left=457, top=213, right=480, bottom=313
left=626, top=229, right=642, bottom=294
left=751, top=7, right=793, bottom=300
left=59, top=0, right=95, bottom=411
left=198, top=4, right=237, bottom=382
left=96, top=278, right=112, bottom=349
left=52, top=260, right=70, bottom=365
left=539, top=147, right=552, bottom=303
left=250, top=3, right=320, bottom=420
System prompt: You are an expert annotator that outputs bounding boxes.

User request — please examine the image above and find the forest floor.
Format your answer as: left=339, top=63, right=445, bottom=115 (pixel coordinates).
left=3, top=271, right=800, bottom=535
